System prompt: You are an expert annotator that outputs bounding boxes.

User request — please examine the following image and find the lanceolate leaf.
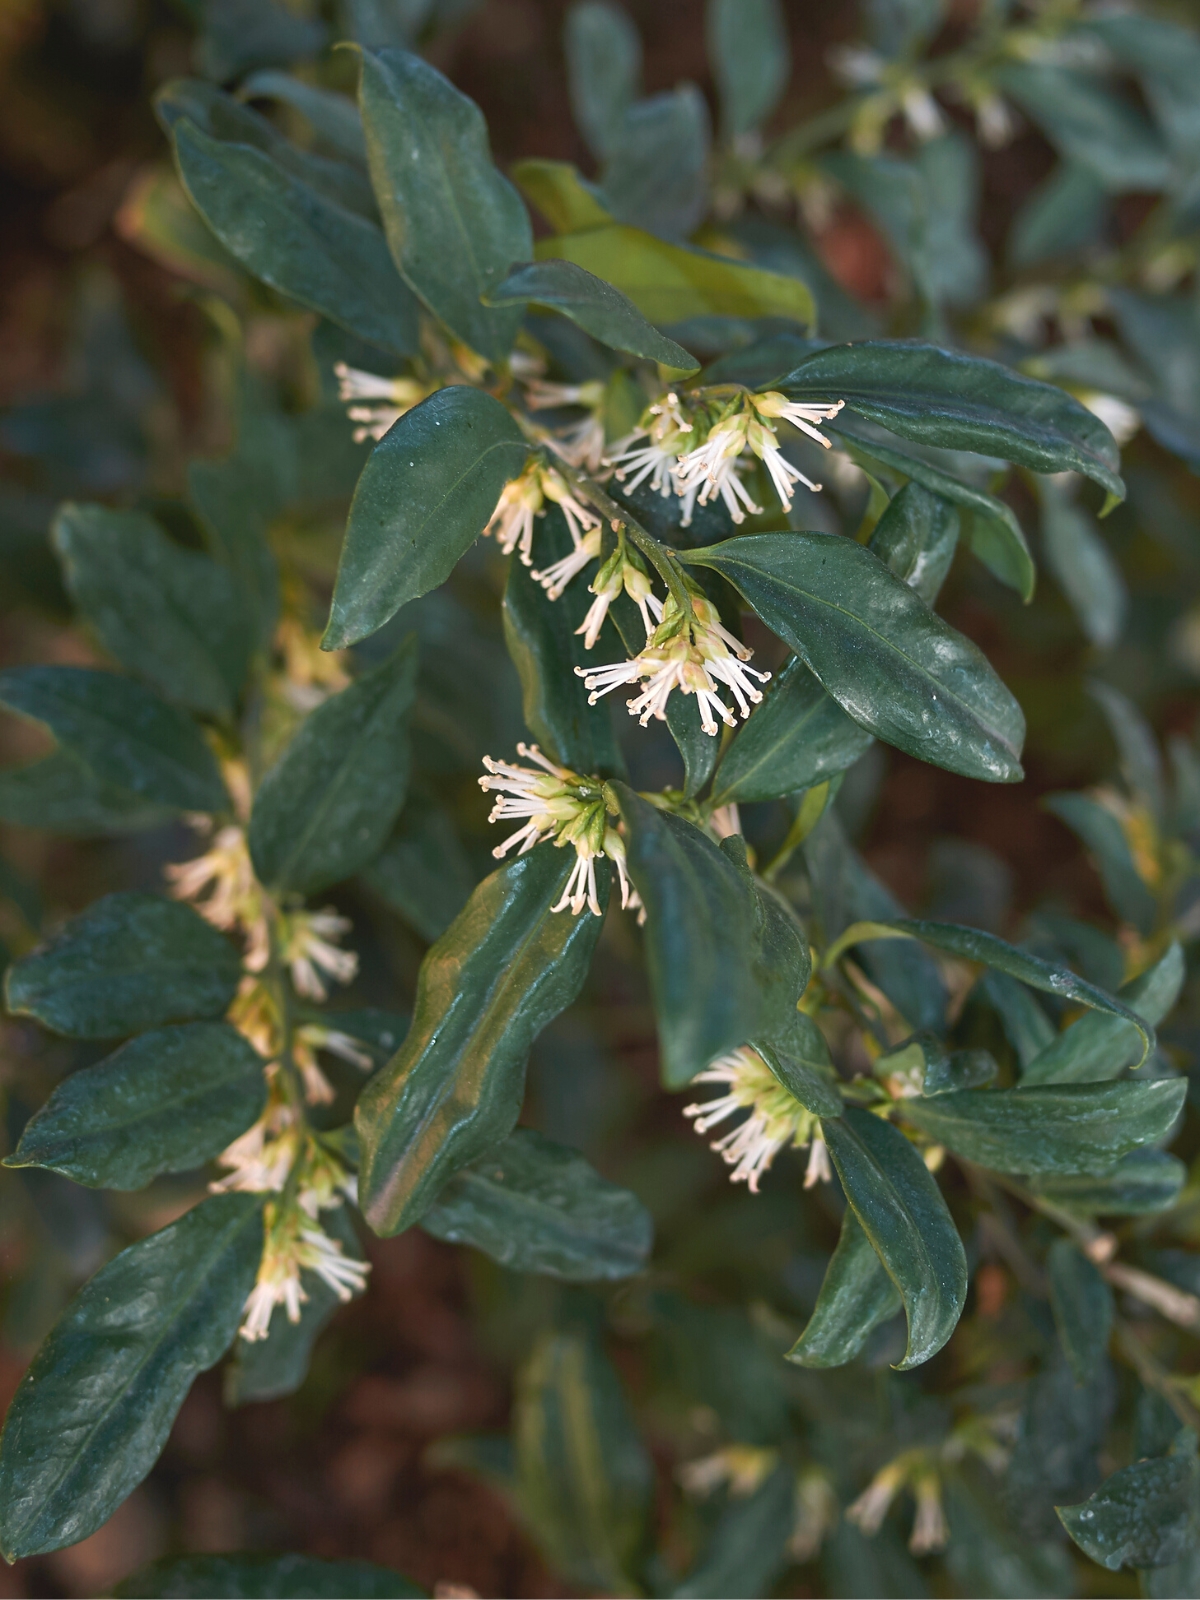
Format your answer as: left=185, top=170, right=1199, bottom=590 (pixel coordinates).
left=672, top=1466, right=796, bottom=1600
left=0, top=666, right=227, bottom=813
left=707, top=0, right=788, bottom=139
left=867, top=481, right=960, bottom=606
left=5, top=894, right=242, bottom=1039
left=821, top=1107, right=967, bottom=1369
left=900, top=1080, right=1186, bottom=1176
left=1029, top=1149, right=1186, bottom=1217
left=684, top=533, right=1025, bottom=783
left=115, top=1553, right=424, bottom=1599
left=1058, top=1452, right=1200, bottom=1571
left=52, top=504, right=254, bottom=720
left=0, top=749, right=173, bottom=837
left=171, top=120, right=417, bottom=355
left=1043, top=792, right=1157, bottom=934
left=1023, top=942, right=1183, bottom=1086
left=356, top=845, right=606, bottom=1235
left=564, top=1, right=641, bottom=161
left=357, top=47, right=531, bottom=364
left=613, top=787, right=811, bottom=1087
left=488, top=259, right=698, bottom=371
left=710, top=655, right=873, bottom=807
left=4, top=1023, right=265, bottom=1189
left=420, top=1128, right=653, bottom=1280
left=787, top=1207, right=902, bottom=1369
left=759, top=1027, right=843, bottom=1118
left=1048, top=1238, right=1113, bottom=1385
left=249, top=637, right=417, bottom=895
left=781, top=341, right=1124, bottom=500
left=323, top=387, right=528, bottom=650
left=0, top=1193, right=263, bottom=1561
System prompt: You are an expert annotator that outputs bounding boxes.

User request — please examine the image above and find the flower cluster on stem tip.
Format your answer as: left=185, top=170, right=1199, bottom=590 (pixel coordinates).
left=683, top=1045, right=833, bottom=1193
left=484, top=458, right=600, bottom=565
left=578, top=588, right=770, bottom=737
left=608, top=389, right=844, bottom=525
left=240, top=1195, right=370, bottom=1342
left=479, top=742, right=639, bottom=918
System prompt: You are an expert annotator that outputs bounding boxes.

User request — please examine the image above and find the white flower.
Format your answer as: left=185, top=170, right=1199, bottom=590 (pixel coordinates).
left=674, top=418, right=764, bottom=524
left=975, top=92, right=1015, bottom=149
left=1080, top=391, right=1141, bottom=447
left=607, top=391, right=695, bottom=495
left=679, top=1446, right=778, bottom=1499
left=682, top=1044, right=832, bottom=1193
left=573, top=544, right=663, bottom=648
left=541, top=465, right=601, bottom=545
left=908, top=1473, right=949, bottom=1556
left=902, top=85, right=945, bottom=141
left=166, top=824, right=268, bottom=965
left=212, top=1096, right=301, bottom=1196
left=533, top=526, right=602, bottom=599
left=485, top=462, right=599, bottom=565
left=334, top=362, right=430, bottom=442
left=846, top=1461, right=906, bottom=1537
left=278, top=909, right=358, bottom=1001
left=239, top=1201, right=370, bottom=1342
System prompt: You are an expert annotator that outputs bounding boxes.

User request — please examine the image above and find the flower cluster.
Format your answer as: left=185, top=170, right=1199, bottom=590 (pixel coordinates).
left=846, top=1454, right=949, bottom=1556
left=523, top=377, right=608, bottom=473
left=484, top=458, right=600, bottom=565
left=609, top=389, right=844, bottom=526
left=682, top=1045, right=833, bottom=1192
left=578, top=588, right=770, bottom=737
left=479, top=742, right=639, bottom=917
left=240, top=1195, right=370, bottom=1342
left=334, top=361, right=437, bottom=443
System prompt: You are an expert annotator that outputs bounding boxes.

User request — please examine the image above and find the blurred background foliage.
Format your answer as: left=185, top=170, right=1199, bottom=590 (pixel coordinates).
left=4, top=0, right=1200, bottom=1595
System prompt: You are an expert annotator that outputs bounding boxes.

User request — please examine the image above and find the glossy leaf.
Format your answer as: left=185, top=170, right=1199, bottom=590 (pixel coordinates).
left=1023, top=942, right=1183, bottom=1087
left=515, top=1325, right=653, bottom=1594
left=1059, top=1451, right=1200, bottom=1571
left=782, top=341, right=1124, bottom=501
left=786, top=1207, right=901, bottom=1369
left=1048, top=1238, right=1113, bottom=1385
left=503, top=513, right=626, bottom=776
left=358, top=47, right=531, bottom=363
left=5, top=893, right=242, bottom=1040
left=707, top=0, right=788, bottom=139
left=564, top=1, right=641, bottom=161
left=171, top=120, right=417, bottom=355
left=536, top=221, right=816, bottom=328
left=356, top=845, right=606, bottom=1235
left=0, top=666, right=227, bottom=813
left=685, top=533, right=1025, bottom=783
left=672, top=1465, right=795, bottom=1599
left=323, top=386, right=528, bottom=650
left=830, top=421, right=1035, bottom=600
left=613, top=787, right=811, bottom=1087
left=420, top=1127, right=652, bottom=1280
left=115, top=1554, right=424, bottom=1599
left=1029, top=1148, right=1187, bottom=1217
left=5, top=1023, right=265, bottom=1189
left=1045, top=791, right=1157, bottom=934
left=1040, top=481, right=1126, bottom=650
left=363, top=800, right=476, bottom=943
left=249, top=638, right=417, bottom=896
left=710, top=655, right=873, bottom=807
left=52, top=504, right=254, bottom=719
left=489, top=259, right=697, bottom=370
left=759, top=1027, right=843, bottom=1118
left=867, top=481, right=960, bottom=605
left=900, top=1080, right=1186, bottom=1176
left=821, top=1107, right=967, bottom=1368
left=0, top=748, right=173, bottom=837
left=0, top=1193, right=263, bottom=1560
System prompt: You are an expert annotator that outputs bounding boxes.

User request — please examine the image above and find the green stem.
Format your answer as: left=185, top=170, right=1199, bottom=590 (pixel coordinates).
left=557, top=461, right=694, bottom=620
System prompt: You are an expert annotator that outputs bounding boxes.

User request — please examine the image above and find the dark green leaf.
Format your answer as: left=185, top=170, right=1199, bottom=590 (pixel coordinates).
left=901, top=1080, right=1186, bottom=1176
left=362, top=800, right=476, bottom=943
left=821, top=1107, right=967, bottom=1368
left=1029, top=1149, right=1187, bottom=1217
left=711, top=655, right=873, bottom=807
left=249, top=637, right=417, bottom=896
left=673, top=1465, right=795, bottom=1599
left=1048, top=1238, right=1113, bottom=1385
left=420, top=1127, right=652, bottom=1280
left=0, top=666, right=227, bottom=813
left=515, top=1324, right=653, bottom=1593
left=1043, top=792, right=1157, bottom=935
left=5, top=893, right=242, bottom=1040
left=188, top=454, right=281, bottom=653
left=0, top=749, right=173, bottom=837
left=830, top=421, right=1035, bottom=601
left=613, top=787, right=811, bottom=1087
left=171, top=120, right=417, bottom=355
left=684, top=533, right=1025, bottom=783
left=323, top=387, right=528, bottom=650
left=564, top=1, right=641, bottom=161
left=1059, top=1450, right=1200, bottom=1571
left=503, top=512, right=626, bottom=776
left=5, top=1023, right=264, bottom=1189
left=356, top=844, right=606, bottom=1235
left=1039, top=482, right=1126, bottom=650
left=1086, top=14, right=1200, bottom=157
left=977, top=970, right=1056, bottom=1070
left=1089, top=677, right=1166, bottom=821
left=489, top=259, right=697, bottom=370
left=759, top=1024, right=843, bottom=1118
left=0, top=1193, right=263, bottom=1560
left=1023, top=943, right=1183, bottom=1087
left=358, top=48, right=531, bottom=363
left=786, top=1206, right=901, bottom=1368
left=782, top=341, right=1124, bottom=501
left=1007, top=1348, right=1115, bottom=1542
left=52, top=503, right=253, bottom=719
left=996, top=64, right=1171, bottom=193
left=867, top=481, right=960, bottom=606
left=601, top=87, right=710, bottom=242
left=707, top=0, right=788, bottom=139
left=115, top=1553, right=424, bottom=1598
left=191, top=0, right=326, bottom=83
left=239, top=71, right=368, bottom=166
left=1010, top=162, right=1109, bottom=271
